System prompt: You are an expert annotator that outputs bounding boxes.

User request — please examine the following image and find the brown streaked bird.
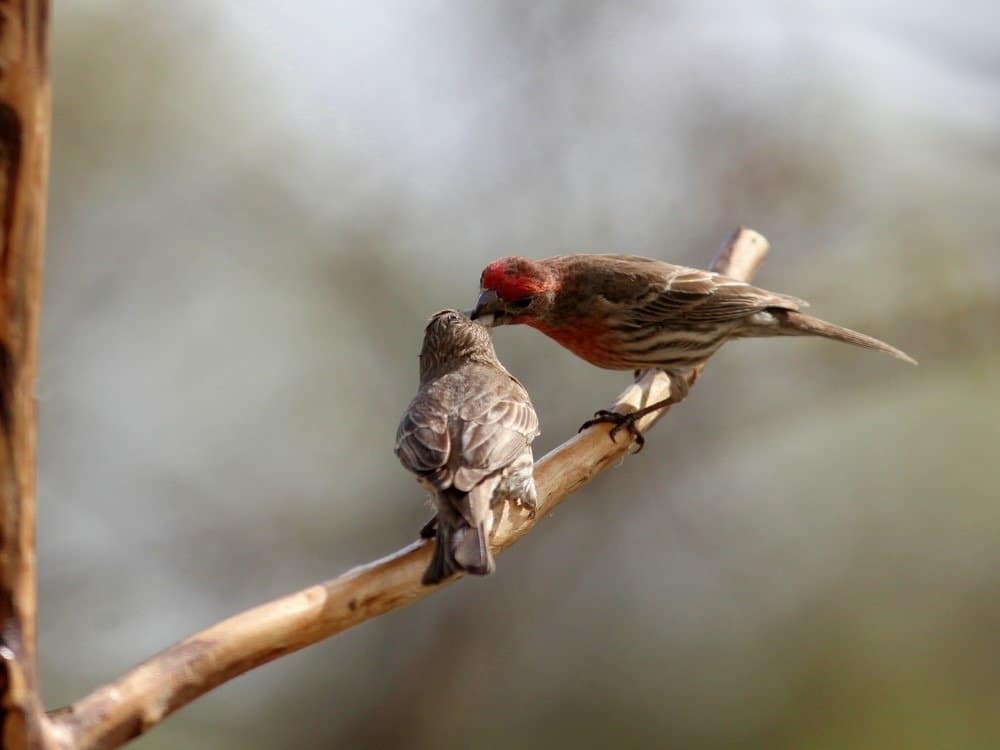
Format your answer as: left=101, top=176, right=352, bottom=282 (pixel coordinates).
left=470, top=254, right=915, bottom=448
left=396, top=309, right=539, bottom=586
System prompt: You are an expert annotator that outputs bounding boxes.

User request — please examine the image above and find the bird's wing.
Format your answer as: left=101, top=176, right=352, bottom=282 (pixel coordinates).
left=609, top=263, right=806, bottom=327
left=452, top=373, right=538, bottom=493
left=395, top=391, right=452, bottom=488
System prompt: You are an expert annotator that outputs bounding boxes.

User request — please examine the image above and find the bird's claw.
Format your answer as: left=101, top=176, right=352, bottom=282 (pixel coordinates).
left=578, top=409, right=646, bottom=452
left=419, top=516, right=438, bottom=539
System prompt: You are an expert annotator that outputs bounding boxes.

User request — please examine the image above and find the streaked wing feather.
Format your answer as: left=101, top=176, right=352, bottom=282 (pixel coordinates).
left=622, top=268, right=804, bottom=326
left=395, top=397, right=451, bottom=484
left=453, top=379, right=538, bottom=492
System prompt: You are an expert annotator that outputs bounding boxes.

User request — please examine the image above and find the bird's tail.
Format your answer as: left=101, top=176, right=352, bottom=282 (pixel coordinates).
left=453, top=521, right=494, bottom=577
left=421, top=520, right=494, bottom=586
left=422, top=521, right=460, bottom=586
left=764, top=309, right=916, bottom=365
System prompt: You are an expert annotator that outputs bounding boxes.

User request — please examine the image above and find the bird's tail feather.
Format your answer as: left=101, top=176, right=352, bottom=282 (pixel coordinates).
left=454, top=521, right=494, bottom=577
left=421, top=520, right=494, bottom=586
left=769, top=309, right=916, bottom=365
left=422, top=523, right=460, bottom=586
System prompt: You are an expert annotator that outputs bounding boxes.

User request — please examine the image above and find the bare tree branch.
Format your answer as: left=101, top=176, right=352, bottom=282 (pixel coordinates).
left=48, top=229, right=770, bottom=750
left=0, top=3, right=53, bottom=749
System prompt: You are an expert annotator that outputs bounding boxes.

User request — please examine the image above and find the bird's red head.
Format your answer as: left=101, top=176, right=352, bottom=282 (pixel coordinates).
left=472, top=256, right=560, bottom=327
left=480, top=257, right=555, bottom=301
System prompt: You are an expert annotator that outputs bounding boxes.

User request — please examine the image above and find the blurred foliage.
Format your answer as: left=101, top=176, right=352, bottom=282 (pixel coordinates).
left=39, top=2, right=999, bottom=748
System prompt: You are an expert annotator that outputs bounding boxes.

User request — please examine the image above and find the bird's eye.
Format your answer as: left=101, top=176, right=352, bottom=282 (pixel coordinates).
left=509, top=297, right=533, bottom=310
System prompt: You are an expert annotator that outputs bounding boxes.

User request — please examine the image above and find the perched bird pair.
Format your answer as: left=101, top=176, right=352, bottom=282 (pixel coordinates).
left=398, top=253, right=915, bottom=585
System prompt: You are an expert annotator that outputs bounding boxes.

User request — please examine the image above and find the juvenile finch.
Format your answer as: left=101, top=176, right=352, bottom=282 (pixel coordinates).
left=471, top=254, right=915, bottom=446
left=396, top=309, right=539, bottom=586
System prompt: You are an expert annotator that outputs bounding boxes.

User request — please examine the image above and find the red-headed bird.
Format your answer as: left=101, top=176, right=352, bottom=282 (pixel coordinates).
left=471, top=255, right=915, bottom=447
left=396, top=309, right=539, bottom=585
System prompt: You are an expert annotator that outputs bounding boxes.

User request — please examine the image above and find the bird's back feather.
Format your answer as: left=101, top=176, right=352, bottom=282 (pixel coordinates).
left=528, top=254, right=913, bottom=369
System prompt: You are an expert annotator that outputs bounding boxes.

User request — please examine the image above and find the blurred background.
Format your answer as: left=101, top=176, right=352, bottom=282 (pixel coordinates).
left=41, top=1, right=998, bottom=748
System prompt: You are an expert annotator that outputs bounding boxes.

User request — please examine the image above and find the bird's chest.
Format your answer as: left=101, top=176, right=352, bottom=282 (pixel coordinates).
left=524, top=317, right=632, bottom=370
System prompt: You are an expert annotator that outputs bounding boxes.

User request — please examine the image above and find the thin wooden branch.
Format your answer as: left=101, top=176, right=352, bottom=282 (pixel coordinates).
left=48, top=229, right=770, bottom=750
left=0, top=3, right=53, bottom=749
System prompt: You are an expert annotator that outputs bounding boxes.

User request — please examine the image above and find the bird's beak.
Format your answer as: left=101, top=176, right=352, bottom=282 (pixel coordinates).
left=470, top=289, right=502, bottom=327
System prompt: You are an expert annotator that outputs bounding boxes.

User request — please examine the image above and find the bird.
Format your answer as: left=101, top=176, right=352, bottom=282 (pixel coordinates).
left=470, top=254, right=915, bottom=448
left=396, top=309, right=539, bottom=585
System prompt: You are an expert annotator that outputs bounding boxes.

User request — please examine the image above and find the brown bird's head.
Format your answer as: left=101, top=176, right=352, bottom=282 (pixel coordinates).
left=419, top=309, right=499, bottom=381
left=471, top=256, right=559, bottom=327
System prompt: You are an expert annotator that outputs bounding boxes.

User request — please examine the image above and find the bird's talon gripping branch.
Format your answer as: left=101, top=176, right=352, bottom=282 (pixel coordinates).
left=518, top=500, right=537, bottom=519
left=579, top=409, right=647, bottom=452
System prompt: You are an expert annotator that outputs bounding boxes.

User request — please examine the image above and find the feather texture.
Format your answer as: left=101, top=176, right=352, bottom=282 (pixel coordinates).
left=478, top=254, right=914, bottom=375
left=396, top=310, right=539, bottom=585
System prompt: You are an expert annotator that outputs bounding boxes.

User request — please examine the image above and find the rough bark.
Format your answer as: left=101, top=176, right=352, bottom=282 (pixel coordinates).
left=0, top=2, right=52, bottom=749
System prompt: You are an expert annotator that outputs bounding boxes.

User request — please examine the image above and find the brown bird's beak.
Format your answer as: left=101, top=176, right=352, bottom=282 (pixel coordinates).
left=470, top=289, right=502, bottom=327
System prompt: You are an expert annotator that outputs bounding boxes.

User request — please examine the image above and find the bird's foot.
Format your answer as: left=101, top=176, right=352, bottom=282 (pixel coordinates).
left=578, top=409, right=645, bottom=452
left=419, top=516, right=438, bottom=539
left=516, top=493, right=537, bottom=520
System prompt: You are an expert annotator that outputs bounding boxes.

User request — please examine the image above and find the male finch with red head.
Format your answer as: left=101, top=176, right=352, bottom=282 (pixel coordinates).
left=471, top=254, right=915, bottom=446
left=396, top=309, right=539, bottom=586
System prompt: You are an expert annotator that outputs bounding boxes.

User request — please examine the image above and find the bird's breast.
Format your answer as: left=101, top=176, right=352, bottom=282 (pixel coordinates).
left=525, top=317, right=633, bottom=370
